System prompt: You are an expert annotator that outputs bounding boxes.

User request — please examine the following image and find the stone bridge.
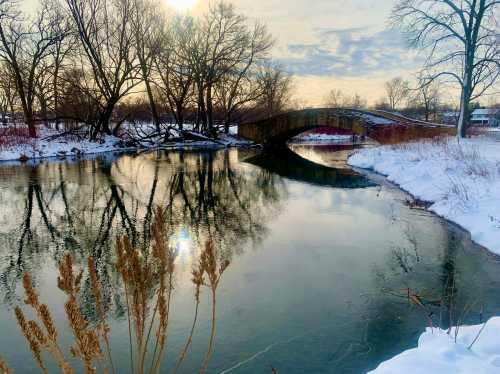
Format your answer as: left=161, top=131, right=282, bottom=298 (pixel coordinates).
left=238, top=108, right=456, bottom=145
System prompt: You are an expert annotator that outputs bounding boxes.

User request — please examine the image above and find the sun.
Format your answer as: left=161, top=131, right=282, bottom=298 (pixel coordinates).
left=166, top=0, right=198, bottom=11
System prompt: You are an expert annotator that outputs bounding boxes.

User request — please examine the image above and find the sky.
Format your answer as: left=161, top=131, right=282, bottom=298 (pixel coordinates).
left=24, top=0, right=431, bottom=106
left=226, top=0, right=425, bottom=106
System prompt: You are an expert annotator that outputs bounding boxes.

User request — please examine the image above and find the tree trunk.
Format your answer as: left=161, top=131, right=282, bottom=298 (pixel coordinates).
left=206, top=84, right=214, bottom=136
left=224, top=111, right=231, bottom=134
left=53, top=65, right=60, bottom=131
left=144, top=75, right=161, bottom=132
left=457, top=96, right=470, bottom=138
left=92, top=104, right=115, bottom=140
left=26, top=114, right=37, bottom=138
left=176, top=102, right=184, bottom=132
left=19, top=94, right=37, bottom=137
left=40, top=98, right=49, bottom=127
left=457, top=63, right=473, bottom=138
left=197, top=87, right=207, bottom=133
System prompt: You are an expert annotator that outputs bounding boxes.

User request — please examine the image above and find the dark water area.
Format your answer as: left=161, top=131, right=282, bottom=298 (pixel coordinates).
left=1, top=144, right=500, bottom=373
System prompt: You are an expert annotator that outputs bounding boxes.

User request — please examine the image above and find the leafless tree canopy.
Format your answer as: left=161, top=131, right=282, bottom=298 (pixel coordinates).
left=254, top=62, right=293, bottom=119
left=324, top=89, right=367, bottom=109
left=385, top=77, right=411, bottom=110
left=392, top=0, right=499, bottom=136
left=0, top=0, right=66, bottom=137
left=0, top=0, right=289, bottom=139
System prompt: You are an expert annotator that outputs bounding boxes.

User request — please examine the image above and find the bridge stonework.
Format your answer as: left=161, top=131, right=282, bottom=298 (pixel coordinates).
left=238, top=108, right=456, bottom=145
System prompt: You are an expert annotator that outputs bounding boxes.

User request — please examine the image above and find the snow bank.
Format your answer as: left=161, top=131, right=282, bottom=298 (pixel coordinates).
left=0, top=126, right=253, bottom=162
left=0, top=128, right=123, bottom=161
left=348, top=136, right=500, bottom=254
left=292, top=133, right=353, bottom=142
left=369, top=318, right=500, bottom=374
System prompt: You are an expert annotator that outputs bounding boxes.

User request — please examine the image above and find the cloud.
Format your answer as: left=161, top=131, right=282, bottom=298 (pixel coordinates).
left=279, top=27, right=420, bottom=77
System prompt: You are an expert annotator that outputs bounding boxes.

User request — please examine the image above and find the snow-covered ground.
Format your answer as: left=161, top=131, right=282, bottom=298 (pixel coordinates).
left=349, top=136, right=500, bottom=374
left=369, top=318, right=500, bottom=374
left=0, top=125, right=252, bottom=162
left=291, top=133, right=353, bottom=142
left=348, top=136, right=500, bottom=255
left=357, top=112, right=394, bottom=125
left=0, top=128, right=124, bottom=161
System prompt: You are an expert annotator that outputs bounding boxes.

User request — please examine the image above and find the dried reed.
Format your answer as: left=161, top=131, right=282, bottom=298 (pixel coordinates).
left=0, top=356, right=13, bottom=374
left=5, top=208, right=230, bottom=374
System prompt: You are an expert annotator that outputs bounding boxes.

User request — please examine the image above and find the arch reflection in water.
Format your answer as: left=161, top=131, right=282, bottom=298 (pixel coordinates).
left=241, top=146, right=376, bottom=189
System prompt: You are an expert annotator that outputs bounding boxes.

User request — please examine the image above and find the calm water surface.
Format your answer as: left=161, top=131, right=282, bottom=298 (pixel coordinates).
left=1, top=144, right=500, bottom=373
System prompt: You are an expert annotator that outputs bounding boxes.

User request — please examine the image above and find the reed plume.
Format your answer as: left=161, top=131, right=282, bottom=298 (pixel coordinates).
left=18, top=273, right=71, bottom=373
left=88, top=257, right=115, bottom=374
left=172, top=249, right=205, bottom=374
left=199, top=241, right=231, bottom=374
left=0, top=356, right=13, bottom=374
left=5, top=208, right=230, bottom=374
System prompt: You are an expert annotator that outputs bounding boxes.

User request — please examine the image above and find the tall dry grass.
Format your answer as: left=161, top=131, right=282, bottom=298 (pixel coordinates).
left=2, top=207, right=231, bottom=374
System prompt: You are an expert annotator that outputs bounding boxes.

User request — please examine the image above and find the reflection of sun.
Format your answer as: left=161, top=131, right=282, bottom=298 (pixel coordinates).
left=166, top=0, right=198, bottom=11
left=170, top=229, right=195, bottom=264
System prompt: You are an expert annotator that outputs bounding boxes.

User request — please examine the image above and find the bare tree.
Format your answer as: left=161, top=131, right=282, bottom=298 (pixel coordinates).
left=131, top=0, right=164, bottom=131
left=0, top=0, right=64, bottom=137
left=57, top=67, right=101, bottom=126
left=64, top=0, right=141, bottom=139
left=392, top=0, right=500, bottom=137
left=214, top=21, right=273, bottom=133
left=324, top=89, right=345, bottom=108
left=324, top=89, right=367, bottom=109
left=183, top=1, right=256, bottom=135
left=34, top=60, right=53, bottom=127
left=350, top=93, right=367, bottom=109
left=45, top=0, right=73, bottom=130
left=0, top=61, right=17, bottom=125
left=415, top=76, right=441, bottom=121
left=255, top=62, right=293, bottom=118
left=153, top=15, right=195, bottom=131
left=385, top=77, right=410, bottom=110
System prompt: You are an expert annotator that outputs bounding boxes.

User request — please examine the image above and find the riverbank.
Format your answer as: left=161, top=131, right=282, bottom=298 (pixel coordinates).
left=368, top=317, right=500, bottom=374
left=348, top=136, right=500, bottom=374
left=0, top=126, right=252, bottom=162
left=348, top=136, right=500, bottom=255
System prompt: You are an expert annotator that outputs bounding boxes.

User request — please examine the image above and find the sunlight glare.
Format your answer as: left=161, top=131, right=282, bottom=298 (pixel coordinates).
left=170, top=229, right=194, bottom=265
left=166, top=0, right=198, bottom=11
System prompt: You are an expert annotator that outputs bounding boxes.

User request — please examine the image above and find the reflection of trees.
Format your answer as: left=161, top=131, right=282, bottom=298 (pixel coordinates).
left=0, top=150, right=286, bottom=308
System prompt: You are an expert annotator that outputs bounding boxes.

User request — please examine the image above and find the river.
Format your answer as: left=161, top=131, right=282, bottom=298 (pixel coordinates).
left=0, top=143, right=499, bottom=373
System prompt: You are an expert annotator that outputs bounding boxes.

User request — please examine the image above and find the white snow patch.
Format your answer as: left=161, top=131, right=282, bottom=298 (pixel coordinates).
left=369, top=318, right=500, bottom=374
left=0, top=125, right=254, bottom=162
left=357, top=113, right=394, bottom=125
left=348, top=136, right=500, bottom=255
left=292, top=133, right=353, bottom=142
left=0, top=127, right=123, bottom=161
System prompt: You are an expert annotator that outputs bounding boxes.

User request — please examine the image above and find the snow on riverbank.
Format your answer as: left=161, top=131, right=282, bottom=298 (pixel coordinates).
left=350, top=136, right=500, bottom=373
left=0, top=128, right=123, bottom=161
left=369, top=318, right=500, bottom=374
left=348, top=136, right=500, bottom=255
left=291, top=133, right=353, bottom=142
left=0, top=126, right=252, bottom=162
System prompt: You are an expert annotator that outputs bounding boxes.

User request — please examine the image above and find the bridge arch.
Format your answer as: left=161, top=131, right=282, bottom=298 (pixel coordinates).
left=238, top=108, right=455, bottom=145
